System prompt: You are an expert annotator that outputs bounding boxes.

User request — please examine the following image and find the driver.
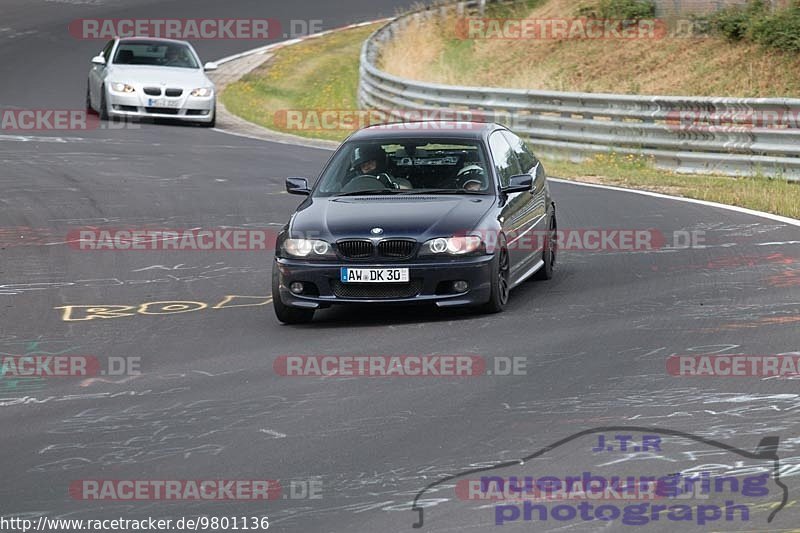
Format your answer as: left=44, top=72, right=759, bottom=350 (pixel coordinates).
left=164, top=46, right=185, bottom=66
left=353, top=146, right=388, bottom=177
left=350, top=146, right=412, bottom=189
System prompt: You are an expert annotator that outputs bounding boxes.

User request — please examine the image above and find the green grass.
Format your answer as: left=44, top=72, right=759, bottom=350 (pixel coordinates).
left=222, top=23, right=380, bottom=142
left=542, top=152, right=800, bottom=219
left=484, top=0, right=548, bottom=17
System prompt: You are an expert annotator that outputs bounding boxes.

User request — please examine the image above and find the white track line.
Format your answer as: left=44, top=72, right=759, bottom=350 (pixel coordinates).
left=214, top=19, right=390, bottom=64
left=550, top=178, right=800, bottom=226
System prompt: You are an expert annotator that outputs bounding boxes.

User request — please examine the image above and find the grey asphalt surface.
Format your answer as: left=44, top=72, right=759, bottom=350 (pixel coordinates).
left=1, top=1, right=799, bottom=532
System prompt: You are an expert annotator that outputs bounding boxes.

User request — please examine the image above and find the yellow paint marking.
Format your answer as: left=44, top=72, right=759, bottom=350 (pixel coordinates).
left=56, top=295, right=273, bottom=321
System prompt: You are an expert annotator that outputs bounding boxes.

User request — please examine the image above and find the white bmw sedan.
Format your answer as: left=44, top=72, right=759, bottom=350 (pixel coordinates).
left=86, top=37, right=218, bottom=126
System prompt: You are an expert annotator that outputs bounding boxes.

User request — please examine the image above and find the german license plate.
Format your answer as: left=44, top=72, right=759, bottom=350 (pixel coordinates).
left=147, top=98, right=181, bottom=108
left=340, top=267, right=409, bottom=283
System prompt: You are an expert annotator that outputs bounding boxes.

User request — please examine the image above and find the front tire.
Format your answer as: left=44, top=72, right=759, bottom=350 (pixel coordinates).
left=203, top=105, right=216, bottom=128
left=98, top=86, right=109, bottom=120
left=272, top=264, right=314, bottom=324
left=479, top=245, right=510, bottom=314
left=85, top=83, right=94, bottom=113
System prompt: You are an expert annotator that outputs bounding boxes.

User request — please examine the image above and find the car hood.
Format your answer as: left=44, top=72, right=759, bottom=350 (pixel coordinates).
left=107, top=65, right=212, bottom=87
left=290, top=195, right=495, bottom=241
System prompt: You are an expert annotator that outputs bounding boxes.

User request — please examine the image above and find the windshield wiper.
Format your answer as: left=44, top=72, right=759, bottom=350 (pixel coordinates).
left=398, top=189, right=487, bottom=195
left=333, top=189, right=404, bottom=197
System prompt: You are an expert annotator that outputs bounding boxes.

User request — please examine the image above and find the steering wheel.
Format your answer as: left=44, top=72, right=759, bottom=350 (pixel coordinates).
left=340, top=175, right=393, bottom=194
left=355, top=173, right=399, bottom=189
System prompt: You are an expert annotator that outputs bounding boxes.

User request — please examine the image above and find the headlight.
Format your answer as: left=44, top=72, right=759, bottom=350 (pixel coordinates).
left=282, top=238, right=335, bottom=259
left=190, top=87, right=214, bottom=97
left=420, top=236, right=484, bottom=256
left=110, top=83, right=135, bottom=93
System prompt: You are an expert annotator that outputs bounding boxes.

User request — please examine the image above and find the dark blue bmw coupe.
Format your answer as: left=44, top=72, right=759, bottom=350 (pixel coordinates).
left=272, top=121, right=556, bottom=323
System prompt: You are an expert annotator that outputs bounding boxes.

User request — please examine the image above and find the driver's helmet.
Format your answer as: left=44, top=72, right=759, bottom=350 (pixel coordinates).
left=457, top=164, right=485, bottom=177
left=457, top=164, right=488, bottom=190
left=353, top=145, right=384, bottom=169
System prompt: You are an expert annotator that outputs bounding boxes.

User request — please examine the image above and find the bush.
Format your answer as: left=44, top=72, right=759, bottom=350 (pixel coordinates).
left=706, top=0, right=800, bottom=51
left=485, top=0, right=546, bottom=18
left=710, top=0, right=765, bottom=41
left=748, top=4, right=800, bottom=51
left=595, top=0, right=656, bottom=21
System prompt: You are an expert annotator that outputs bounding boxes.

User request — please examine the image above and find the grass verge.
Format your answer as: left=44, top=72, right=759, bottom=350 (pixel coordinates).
left=221, top=17, right=800, bottom=220
left=222, top=23, right=381, bottom=142
left=543, top=153, right=800, bottom=219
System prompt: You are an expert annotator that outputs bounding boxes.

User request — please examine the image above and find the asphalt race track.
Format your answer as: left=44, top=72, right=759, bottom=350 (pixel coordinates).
left=1, top=1, right=799, bottom=531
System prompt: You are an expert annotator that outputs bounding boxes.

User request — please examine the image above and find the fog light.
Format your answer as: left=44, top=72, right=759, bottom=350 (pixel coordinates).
left=453, top=280, right=469, bottom=293
left=290, top=282, right=304, bottom=294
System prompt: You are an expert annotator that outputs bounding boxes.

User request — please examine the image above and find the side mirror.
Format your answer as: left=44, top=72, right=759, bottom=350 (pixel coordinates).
left=501, top=174, right=533, bottom=194
left=286, top=177, right=311, bottom=196
left=203, top=62, right=219, bottom=72
left=91, top=55, right=106, bottom=66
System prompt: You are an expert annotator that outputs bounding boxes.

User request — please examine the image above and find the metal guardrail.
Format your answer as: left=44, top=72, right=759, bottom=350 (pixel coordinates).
left=358, top=1, right=800, bottom=179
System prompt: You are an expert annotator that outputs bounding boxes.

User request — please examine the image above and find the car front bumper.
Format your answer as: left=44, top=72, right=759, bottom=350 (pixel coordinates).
left=106, top=90, right=215, bottom=122
left=275, top=255, right=494, bottom=309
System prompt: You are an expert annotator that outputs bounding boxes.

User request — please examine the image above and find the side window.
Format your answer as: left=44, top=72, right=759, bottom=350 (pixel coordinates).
left=102, top=40, right=114, bottom=63
left=502, top=131, right=538, bottom=173
left=488, top=131, right=522, bottom=188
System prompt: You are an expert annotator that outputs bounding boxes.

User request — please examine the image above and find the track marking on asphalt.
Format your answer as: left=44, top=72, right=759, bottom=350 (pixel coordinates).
left=210, top=126, right=336, bottom=151
left=549, top=178, right=800, bottom=227
left=259, top=429, right=287, bottom=439
left=55, top=295, right=272, bottom=321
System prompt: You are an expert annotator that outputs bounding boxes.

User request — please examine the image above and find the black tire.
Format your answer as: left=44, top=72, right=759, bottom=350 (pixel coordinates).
left=203, top=106, right=216, bottom=128
left=85, top=83, right=94, bottom=113
left=479, top=245, right=510, bottom=314
left=98, top=86, right=109, bottom=121
left=533, top=210, right=557, bottom=281
left=272, top=265, right=314, bottom=324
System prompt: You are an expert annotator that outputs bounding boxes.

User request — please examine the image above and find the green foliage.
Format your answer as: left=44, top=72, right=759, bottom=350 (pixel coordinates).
left=748, top=3, right=800, bottom=51
left=485, top=0, right=547, bottom=18
left=576, top=0, right=656, bottom=21
left=708, top=0, right=800, bottom=51
left=710, top=0, right=765, bottom=41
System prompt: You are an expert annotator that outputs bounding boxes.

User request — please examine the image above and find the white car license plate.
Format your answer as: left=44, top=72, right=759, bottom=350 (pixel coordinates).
left=340, top=267, right=409, bottom=283
left=147, top=98, right=181, bottom=108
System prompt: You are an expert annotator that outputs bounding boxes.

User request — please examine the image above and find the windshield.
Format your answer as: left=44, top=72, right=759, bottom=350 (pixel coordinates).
left=112, top=41, right=199, bottom=69
left=314, top=139, right=493, bottom=197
